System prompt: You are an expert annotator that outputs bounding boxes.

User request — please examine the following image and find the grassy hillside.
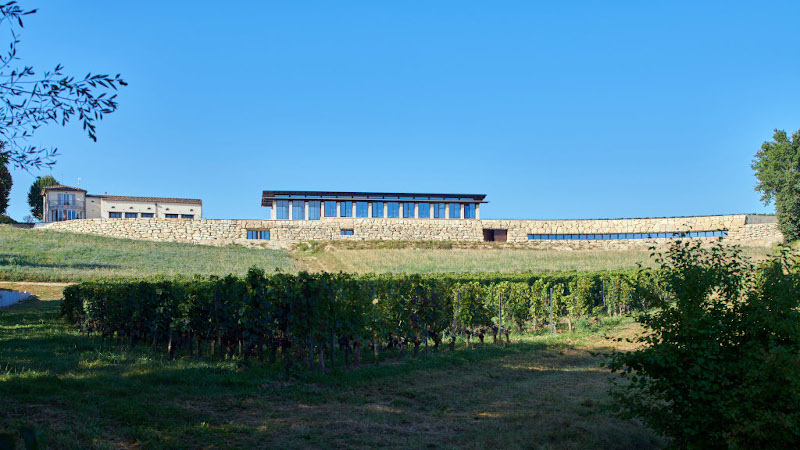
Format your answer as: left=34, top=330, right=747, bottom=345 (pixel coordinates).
left=0, top=225, right=295, bottom=282
left=0, top=226, right=774, bottom=281
left=0, top=285, right=662, bottom=448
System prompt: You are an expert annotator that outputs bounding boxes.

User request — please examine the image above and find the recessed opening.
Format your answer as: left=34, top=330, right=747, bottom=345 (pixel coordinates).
left=483, top=229, right=507, bottom=242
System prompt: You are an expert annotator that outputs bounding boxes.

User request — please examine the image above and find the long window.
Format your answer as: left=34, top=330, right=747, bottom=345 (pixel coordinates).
left=181, top=214, right=194, bottom=219
left=340, top=201, right=353, bottom=217
left=340, top=229, right=354, bottom=236
left=417, top=203, right=430, bottom=218
left=356, top=201, right=369, bottom=217
left=276, top=200, right=289, bottom=220
left=371, top=202, right=384, bottom=218
left=387, top=202, right=399, bottom=218
left=527, top=230, right=729, bottom=240
left=464, top=204, right=476, bottom=219
left=141, top=213, right=154, bottom=218
left=165, top=214, right=178, bottom=218
left=109, top=212, right=122, bottom=218
left=324, top=201, right=337, bottom=217
left=449, top=203, right=461, bottom=219
left=291, top=201, right=305, bottom=220
left=433, top=203, right=446, bottom=218
left=403, top=202, right=415, bottom=218
left=57, top=193, right=76, bottom=206
left=247, top=230, right=270, bottom=240
left=125, top=213, right=138, bottom=218
left=307, top=201, right=321, bottom=220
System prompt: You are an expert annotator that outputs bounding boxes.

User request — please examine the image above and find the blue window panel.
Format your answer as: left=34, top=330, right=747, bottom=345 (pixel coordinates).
left=721, top=230, right=728, bottom=237
left=141, top=213, right=154, bottom=218
left=292, top=201, right=305, bottom=220
left=165, top=214, right=179, bottom=218
left=464, top=204, right=476, bottom=219
left=587, top=234, right=595, bottom=240
left=247, top=230, right=270, bottom=240
left=449, top=203, right=461, bottom=219
left=125, top=213, right=137, bottom=218
left=433, top=203, right=446, bottom=218
left=403, top=202, right=415, bottom=218
left=417, top=203, right=430, bottom=218
left=340, top=229, right=354, bottom=236
left=527, top=234, right=534, bottom=240
left=371, top=202, right=384, bottom=218
left=356, top=202, right=369, bottom=217
left=109, top=212, right=122, bottom=218
left=556, top=235, right=563, bottom=241
left=307, top=201, right=321, bottom=220
left=387, top=202, right=399, bottom=218
left=276, top=200, right=289, bottom=220
left=181, top=214, right=194, bottom=219
left=324, top=201, right=337, bottom=217
left=340, top=201, right=353, bottom=217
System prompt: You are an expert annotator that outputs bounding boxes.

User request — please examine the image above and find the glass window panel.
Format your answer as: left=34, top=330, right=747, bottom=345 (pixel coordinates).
left=276, top=200, right=289, bottom=220
left=449, top=203, right=461, bottom=219
left=109, top=212, right=122, bottom=218
left=141, top=213, right=154, bottom=218
left=340, top=229, right=354, bottom=236
left=181, top=214, right=194, bottom=219
left=125, top=213, right=137, bottom=218
left=402, top=202, right=415, bottom=218
left=292, top=201, right=305, bottom=220
left=165, top=214, right=178, bottom=218
left=371, top=202, right=384, bottom=218
left=464, top=204, right=476, bottom=219
left=308, top=201, right=321, bottom=220
left=356, top=202, right=369, bottom=217
left=433, top=203, right=446, bottom=218
left=340, top=201, right=353, bottom=217
left=417, top=203, right=430, bottom=218
left=324, top=201, right=337, bottom=217
left=387, top=202, right=399, bottom=218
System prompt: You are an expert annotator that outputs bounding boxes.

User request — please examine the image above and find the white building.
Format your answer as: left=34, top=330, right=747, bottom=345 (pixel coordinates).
left=42, top=185, right=202, bottom=222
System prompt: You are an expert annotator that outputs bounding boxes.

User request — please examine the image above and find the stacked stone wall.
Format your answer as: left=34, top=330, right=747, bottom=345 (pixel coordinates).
left=40, top=214, right=784, bottom=249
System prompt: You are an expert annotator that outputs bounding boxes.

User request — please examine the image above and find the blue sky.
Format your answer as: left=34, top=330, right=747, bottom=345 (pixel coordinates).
left=5, top=1, right=800, bottom=220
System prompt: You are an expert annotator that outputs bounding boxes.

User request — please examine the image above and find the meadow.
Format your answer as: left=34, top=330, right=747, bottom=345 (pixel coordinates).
left=0, top=226, right=773, bottom=280
left=0, top=284, right=661, bottom=449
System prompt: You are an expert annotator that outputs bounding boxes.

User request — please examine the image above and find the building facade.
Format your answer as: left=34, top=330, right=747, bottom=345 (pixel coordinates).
left=42, top=185, right=202, bottom=222
left=261, top=190, right=486, bottom=220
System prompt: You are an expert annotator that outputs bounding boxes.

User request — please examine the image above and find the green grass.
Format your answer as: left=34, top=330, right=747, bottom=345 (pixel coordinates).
left=0, top=285, right=662, bottom=449
left=0, top=225, right=295, bottom=282
left=294, top=245, right=773, bottom=274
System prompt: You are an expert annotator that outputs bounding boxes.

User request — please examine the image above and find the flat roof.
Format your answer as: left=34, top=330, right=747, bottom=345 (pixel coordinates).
left=261, top=190, right=487, bottom=206
left=86, top=195, right=202, bottom=205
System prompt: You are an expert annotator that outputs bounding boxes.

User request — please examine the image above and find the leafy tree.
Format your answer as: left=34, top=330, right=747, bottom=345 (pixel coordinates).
left=605, top=240, right=800, bottom=447
left=0, top=2, right=126, bottom=169
left=752, top=128, right=800, bottom=241
left=0, top=149, right=10, bottom=214
left=27, top=174, right=58, bottom=219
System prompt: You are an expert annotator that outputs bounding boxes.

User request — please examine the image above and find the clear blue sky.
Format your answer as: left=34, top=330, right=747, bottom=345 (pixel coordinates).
left=6, top=1, right=800, bottom=220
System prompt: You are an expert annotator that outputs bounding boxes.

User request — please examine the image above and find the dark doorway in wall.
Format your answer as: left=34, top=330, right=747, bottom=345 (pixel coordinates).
left=483, top=229, right=508, bottom=242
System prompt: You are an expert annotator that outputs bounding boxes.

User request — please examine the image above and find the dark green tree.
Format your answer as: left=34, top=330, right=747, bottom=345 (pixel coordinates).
left=27, top=174, right=58, bottom=220
left=0, top=149, right=11, bottom=214
left=0, top=2, right=126, bottom=169
left=752, top=128, right=800, bottom=241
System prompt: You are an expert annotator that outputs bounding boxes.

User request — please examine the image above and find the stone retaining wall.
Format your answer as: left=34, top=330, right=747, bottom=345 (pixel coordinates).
left=40, top=214, right=784, bottom=249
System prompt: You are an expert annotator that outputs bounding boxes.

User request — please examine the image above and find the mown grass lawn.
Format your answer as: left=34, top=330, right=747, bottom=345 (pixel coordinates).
left=0, top=284, right=661, bottom=449
left=0, top=226, right=295, bottom=282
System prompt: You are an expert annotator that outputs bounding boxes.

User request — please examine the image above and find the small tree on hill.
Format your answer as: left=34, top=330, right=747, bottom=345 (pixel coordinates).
left=752, top=128, right=800, bottom=241
left=27, top=174, right=57, bottom=220
left=0, top=147, right=11, bottom=214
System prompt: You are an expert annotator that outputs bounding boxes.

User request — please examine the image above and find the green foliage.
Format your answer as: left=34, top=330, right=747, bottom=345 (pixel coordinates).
left=0, top=214, right=17, bottom=224
left=752, top=128, right=800, bottom=241
left=26, top=175, right=58, bottom=220
left=61, top=268, right=652, bottom=369
left=0, top=150, right=10, bottom=215
left=605, top=240, right=800, bottom=447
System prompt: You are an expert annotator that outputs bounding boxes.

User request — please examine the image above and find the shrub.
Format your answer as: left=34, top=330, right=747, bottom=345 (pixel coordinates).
left=605, top=241, right=800, bottom=447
